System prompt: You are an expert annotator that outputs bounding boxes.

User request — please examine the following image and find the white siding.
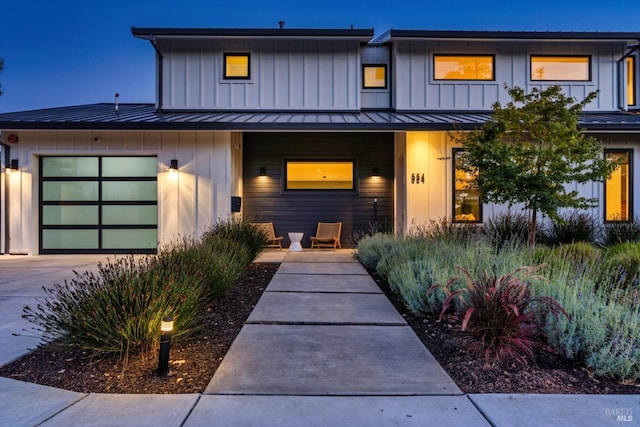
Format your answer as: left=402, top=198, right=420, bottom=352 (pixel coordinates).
left=160, top=39, right=361, bottom=111
left=393, top=40, right=626, bottom=111
left=5, top=130, right=235, bottom=254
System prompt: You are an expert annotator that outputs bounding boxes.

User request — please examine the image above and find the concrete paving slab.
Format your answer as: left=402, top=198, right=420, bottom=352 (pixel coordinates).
left=205, top=324, right=460, bottom=396
left=254, top=250, right=287, bottom=263
left=186, top=395, right=490, bottom=427
left=468, top=394, right=640, bottom=427
left=42, top=393, right=200, bottom=427
left=283, top=250, right=359, bottom=263
left=0, top=296, right=44, bottom=366
left=277, top=262, right=368, bottom=275
left=266, top=273, right=381, bottom=293
left=247, top=292, right=406, bottom=325
left=0, top=377, right=85, bottom=427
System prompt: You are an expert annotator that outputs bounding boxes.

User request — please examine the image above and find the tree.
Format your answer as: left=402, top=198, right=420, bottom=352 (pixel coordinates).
left=454, top=85, right=618, bottom=245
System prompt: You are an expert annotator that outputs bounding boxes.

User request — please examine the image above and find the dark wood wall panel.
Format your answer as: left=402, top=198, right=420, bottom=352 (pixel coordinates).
left=243, top=132, right=394, bottom=248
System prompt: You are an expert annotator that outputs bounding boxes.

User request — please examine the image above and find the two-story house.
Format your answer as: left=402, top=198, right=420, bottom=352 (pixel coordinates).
left=1, top=26, right=639, bottom=254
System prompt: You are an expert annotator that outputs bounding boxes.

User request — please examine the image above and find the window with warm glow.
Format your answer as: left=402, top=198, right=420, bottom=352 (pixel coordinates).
left=530, top=56, right=590, bottom=81
left=605, top=150, right=632, bottom=222
left=453, top=149, right=481, bottom=222
left=627, top=57, right=636, bottom=106
left=363, top=65, right=387, bottom=88
left=224, top=53, right=250, bottom=79
left=286, top=161, right=354, bottom=190
left=434, top=55, right=494, bottom=80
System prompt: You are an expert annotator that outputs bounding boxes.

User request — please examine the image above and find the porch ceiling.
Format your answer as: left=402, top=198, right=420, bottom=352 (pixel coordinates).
left=1, top=103, right=640, bottom=132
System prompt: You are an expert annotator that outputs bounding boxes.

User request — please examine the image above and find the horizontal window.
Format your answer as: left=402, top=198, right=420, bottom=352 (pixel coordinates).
left=363, top=65, right=387, bottom=88
left=286, top=161, right=354, bottom=190
left=224, top=53, right=250, bottom=79
left=434, top=55, right=494, bottom=80
left=530, top=56, right=590, bottom=81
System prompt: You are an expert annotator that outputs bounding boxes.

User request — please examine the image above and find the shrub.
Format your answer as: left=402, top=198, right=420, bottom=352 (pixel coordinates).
left=483, top=211, right=530, bottom=248
left=23, top=255, right=205, bottom=356
left=539, top=210, right=601, bottom=246
left=202, top=218, right=267, bottom=262
left=387, top=260, right=434, bottom=314
left=356, top=233, right=398, bottom=270
left=602, top=216, right=640, bottom=246
left=603, top=243, right=640, bottom=289
left=412, top=216, right=480, bottom=245
left=429, top=266, right=568, bottom=366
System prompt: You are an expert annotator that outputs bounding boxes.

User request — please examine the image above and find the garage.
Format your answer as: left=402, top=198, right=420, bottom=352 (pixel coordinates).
left=40, top=156, right=158, bottom=254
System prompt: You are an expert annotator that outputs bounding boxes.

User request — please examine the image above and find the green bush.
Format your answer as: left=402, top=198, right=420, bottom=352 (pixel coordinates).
left=602, top=217, right=640, bottom=246
left=540, top=210, right=601, bottom=246
left=387, top=260, right=434, bottom=314
left=603, top=243, right=640, bottom=289
left=412, top=216, right=480, bottom=245
left=430, top=266, right=567, bottom=366
left=202, top=218, right=267, bottom=262
left=356, top=233, right=398, bottom=270
left=23, top=255, right=205, bottom=356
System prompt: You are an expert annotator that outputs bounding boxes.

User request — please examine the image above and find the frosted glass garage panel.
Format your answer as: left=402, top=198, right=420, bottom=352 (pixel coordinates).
left=42, top=229, right=99, bottom=249
left=42, top=181, right=99, bottom=201
left=42, top=157, right=99, bottom=177
left=102, top=181, right=157, bottom=201
left=102, top=229, right=158, bottom=249
left=42, top=205, right=99, bottom=225
left=102, top=205, right=158, bottom=225
left=102, top=157, right=158, bottom=177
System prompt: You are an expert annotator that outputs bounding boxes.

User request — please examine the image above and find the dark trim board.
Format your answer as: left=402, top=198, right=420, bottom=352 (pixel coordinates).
left=243, top=132, right=394, bottom=248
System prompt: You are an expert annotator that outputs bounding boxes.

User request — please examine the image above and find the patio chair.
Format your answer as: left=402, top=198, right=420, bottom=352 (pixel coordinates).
left=310, top=222, right=342, bottom=250
left=252, top=222, right=283, bottom=250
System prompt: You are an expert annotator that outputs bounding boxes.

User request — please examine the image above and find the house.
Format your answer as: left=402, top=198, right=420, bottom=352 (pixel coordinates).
left=1, top=25, right=640, bottom=254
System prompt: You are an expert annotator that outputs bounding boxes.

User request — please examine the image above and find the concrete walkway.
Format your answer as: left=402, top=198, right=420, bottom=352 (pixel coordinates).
left=0, top=252, right=638, bottom=426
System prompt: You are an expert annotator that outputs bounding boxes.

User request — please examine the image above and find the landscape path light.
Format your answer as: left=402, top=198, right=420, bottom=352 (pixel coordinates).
left=157, top=315, right=173, bottom=376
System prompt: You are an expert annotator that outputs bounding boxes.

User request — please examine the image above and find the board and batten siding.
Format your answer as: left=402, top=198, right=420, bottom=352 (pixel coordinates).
left=159, top=39, right=361, bottom=111
left=242, top=132, right=394, bottom=248
left=392, top=40, right=625, bottom=111
left=4, top=130, right=238, bottom=254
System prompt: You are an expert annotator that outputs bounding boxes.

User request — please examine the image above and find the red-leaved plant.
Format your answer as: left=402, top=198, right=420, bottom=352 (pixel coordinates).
left=428, top=266, right=570, bottom=367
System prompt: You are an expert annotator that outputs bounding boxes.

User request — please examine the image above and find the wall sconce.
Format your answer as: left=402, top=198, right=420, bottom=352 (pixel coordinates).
left=6, top=159, right=19, bottom=173
left=169, top=159, right=178, bottom=171
left=259, top=167, right=267, bottom=176
left=372, top=167, right=380, bottom=177
left=157, top=316, right=173, bottom=376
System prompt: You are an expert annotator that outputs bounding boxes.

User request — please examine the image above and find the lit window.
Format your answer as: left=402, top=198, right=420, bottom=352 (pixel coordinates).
left=530, top=56, right=590, bottom=81
left=605, top=150, right=632, bottom=222
left=627, top=57, right=636, bottom=106
left=453, top=149, right=481, bottom=222
left=286, top=161, right=354, bottom=190
left=434, top=55, right=494, bottom=80
left=224, top=53, right=250, bottom=79
left=363, top=65, right=387, bottom=88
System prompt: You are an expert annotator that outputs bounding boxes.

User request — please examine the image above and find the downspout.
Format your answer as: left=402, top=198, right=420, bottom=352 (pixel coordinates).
left=617, top=43, right=640, bottom=111
left=1, top=140, right=9, bottom=254
left=148, top=37, right=164, bottom=111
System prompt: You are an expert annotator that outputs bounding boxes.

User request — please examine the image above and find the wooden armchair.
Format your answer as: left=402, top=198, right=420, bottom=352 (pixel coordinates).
left=310, top=222, right=342, bottom=250
left=252, top=222, right=283, bottom=250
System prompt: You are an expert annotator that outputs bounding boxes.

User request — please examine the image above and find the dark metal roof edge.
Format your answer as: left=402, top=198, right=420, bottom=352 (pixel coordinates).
left=131, top=27, right=374, bottom=39
left=378, top=29, right=640, bottom=42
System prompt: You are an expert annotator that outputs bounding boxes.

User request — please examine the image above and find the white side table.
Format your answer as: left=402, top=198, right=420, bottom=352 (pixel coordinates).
left=288, top=232, right=304, bottom=251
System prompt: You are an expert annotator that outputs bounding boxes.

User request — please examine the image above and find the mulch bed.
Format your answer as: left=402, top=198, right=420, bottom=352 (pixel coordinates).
left=1, top=261, right=638, bottom=394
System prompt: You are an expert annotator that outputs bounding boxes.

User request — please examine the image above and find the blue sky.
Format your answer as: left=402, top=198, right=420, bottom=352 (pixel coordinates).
left=1, top=0, right=639, bottom=113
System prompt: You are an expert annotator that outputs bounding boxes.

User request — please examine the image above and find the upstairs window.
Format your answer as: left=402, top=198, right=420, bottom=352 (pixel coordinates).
left=452, top=149, right=482, bottom=223
left=434, top=55, right=494, bottom=80
left=363, top=65, right=387, bottom=88
left=627, top=57, right=636, bottom=106
left=605, top=150, right=633, bottom=222
left=224, top=53, right=250, bottom=79
left=530, top=56, right=590, bottom=81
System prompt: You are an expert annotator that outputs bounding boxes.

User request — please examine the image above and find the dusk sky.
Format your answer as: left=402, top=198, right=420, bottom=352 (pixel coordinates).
left=1, top=0, right=639, bottom=113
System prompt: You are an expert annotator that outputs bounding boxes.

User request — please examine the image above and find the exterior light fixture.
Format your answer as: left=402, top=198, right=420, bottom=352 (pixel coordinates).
left=157, top=315, right=173, bottom=376
left=372, top=167, right=380, bottom=177
left=169, top=159, right=178, bottom=171
left=6, top=159, right=19, bottom=173
left=259, top=167, right=267, bottom=176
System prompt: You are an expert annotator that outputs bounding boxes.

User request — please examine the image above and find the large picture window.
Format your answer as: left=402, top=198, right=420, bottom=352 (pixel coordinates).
left=530, top=56, right=590, bottom=81
left=285, top=161, right=355, bottom=190
left=434, top=55, right=494, bottom=80
left=605, top=150, right=633, bottom=222
left=40, top=156, right=158, bottom=253
left=453, top=149, right=481, bottom=222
